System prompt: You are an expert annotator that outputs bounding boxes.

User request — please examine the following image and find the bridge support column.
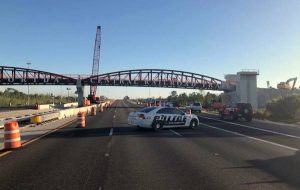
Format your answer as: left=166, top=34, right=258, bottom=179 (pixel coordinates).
left=76, top=79, right=85, bottom=107
left=222, top=71, right=259, bottom=110
left=237, top=71, right=258, bottom=109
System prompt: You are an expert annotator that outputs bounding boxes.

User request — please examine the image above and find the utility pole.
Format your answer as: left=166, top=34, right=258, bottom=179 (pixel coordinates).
left=66, top=88, right=71, bottom=102
left=26, top=62, right=31, bottom=105
left=60, top=86, right=62, bottom=102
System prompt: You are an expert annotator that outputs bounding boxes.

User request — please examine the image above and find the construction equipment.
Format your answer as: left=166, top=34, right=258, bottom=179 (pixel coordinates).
left=277, top=77, right=297, bottom=90
left=88, top=26, right=101, bottom=103
left=266, top=81, right=270, bottom=88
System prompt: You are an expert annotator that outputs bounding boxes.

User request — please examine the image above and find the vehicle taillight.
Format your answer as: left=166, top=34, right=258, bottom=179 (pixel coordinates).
left=139, top=114, right=145, bottom=119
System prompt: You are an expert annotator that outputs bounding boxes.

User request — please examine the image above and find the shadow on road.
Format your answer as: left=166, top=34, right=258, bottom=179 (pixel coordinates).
left=246, top=151, right=300, bottom=189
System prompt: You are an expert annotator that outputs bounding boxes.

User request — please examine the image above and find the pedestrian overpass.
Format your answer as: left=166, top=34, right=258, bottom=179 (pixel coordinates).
left=0, top=66, right=258, bottom=108
left=0, top=66, right=233, bottom=90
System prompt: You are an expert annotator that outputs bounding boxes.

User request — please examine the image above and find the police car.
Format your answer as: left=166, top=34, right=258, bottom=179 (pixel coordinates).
left=128, top=107, right=199, bottom=131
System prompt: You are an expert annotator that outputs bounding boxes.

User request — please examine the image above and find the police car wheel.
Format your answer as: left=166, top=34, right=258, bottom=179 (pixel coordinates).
left=189, top=119, right=198, bottom=129
left=219, top=112, right=224, bottom=120
left=229, top=113, right=234, bottom=121
left=230, top=113, right=237, bottom=121
left=152, top=121, right=162, bottom=132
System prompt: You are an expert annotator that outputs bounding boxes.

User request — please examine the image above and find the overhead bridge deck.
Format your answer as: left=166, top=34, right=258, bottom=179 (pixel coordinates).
left=0, top=66, right=234, bottom=91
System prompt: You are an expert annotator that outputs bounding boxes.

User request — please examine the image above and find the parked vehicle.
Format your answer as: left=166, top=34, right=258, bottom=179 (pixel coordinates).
left=128, top=107, right=199, bottom=131
left=219, top=103, right=253, bottom=122
left=187, top=102, right=202, bottom=113
left=211, top=102, right=223, bottom=110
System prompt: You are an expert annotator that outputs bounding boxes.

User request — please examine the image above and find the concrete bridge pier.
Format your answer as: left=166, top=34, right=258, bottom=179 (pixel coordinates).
left=222, top=71, right=259, bottom=110
left=76, top=79, right=85, bottom=107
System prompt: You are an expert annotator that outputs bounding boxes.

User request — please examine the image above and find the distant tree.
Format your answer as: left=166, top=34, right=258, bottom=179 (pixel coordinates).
left=0, top=88, right=71, bottom=106
left=177, top=93, right=188, bottom=106
left=171, top=91, right=177, bottom=97
left=203, top=92, right=217, bottom=108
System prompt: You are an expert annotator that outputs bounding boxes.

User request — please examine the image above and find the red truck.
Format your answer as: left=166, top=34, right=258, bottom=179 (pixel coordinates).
left=219, top=103, right=253, bottom=122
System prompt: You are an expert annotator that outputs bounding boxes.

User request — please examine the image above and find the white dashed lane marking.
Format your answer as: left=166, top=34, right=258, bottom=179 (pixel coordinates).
left=170, top=129, right=182, bottom=137
left=200, top=122, right=299, bottom=152
left=199, top=116, right=300, bottom=140
left=109, top=128, right=114, bottom=136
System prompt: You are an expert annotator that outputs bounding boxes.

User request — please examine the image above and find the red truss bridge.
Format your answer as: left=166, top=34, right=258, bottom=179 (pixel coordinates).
left=0, top=66, right=234, bottom=91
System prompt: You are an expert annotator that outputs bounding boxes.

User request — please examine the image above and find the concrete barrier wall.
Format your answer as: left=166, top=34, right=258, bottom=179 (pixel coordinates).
left=63, top=102, right=78, bottom=108
left=58, top=104, right=102, bottom=119
left=127, top=100, right=137, bottom=105
left=38, top=104, right=54, bottom=110
left=0, top=100, right=112, bottom=129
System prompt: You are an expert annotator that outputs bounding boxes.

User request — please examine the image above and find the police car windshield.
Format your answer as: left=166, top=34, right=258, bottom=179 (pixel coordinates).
left=138, top=107, right=157, bottom=113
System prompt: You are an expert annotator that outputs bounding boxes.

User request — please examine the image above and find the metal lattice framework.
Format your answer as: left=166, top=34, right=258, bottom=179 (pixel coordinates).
left=83, top=69, right=230, bottom=91
left=90, top=26, right=101, bottom=95
left=0, top=67, right=233, bottom=91
left=0, top=66, right=77, bottom=85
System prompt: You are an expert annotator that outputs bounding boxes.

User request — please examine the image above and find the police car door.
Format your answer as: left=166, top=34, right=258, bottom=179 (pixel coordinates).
left=170, top=108, right=187, bottom=127
left=155, top=108, right=174, bottom=127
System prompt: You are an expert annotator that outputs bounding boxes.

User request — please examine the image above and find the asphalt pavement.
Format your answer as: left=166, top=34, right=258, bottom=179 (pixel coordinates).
left=0, top=100, right=300, bottom=190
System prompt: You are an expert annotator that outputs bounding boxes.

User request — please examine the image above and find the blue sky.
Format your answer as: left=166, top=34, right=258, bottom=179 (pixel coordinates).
left=0, top=0, right=300, bottom=99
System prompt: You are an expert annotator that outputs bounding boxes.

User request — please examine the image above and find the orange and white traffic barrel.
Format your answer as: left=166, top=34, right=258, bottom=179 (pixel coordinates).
left=99, top=104, right=103, bottom=112
left=4, top=121, right=21, bottom=149
left=77, top=112, right=85, bottom=128
left=91, top=107, right=96, bottom=116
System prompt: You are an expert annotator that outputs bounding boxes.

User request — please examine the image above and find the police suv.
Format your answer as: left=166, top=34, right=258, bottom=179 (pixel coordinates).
left=128, top=107, right=199, bottom=131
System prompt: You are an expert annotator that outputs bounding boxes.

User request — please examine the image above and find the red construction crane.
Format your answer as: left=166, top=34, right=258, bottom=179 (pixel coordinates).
left=88, top=26, right=101, bottom=103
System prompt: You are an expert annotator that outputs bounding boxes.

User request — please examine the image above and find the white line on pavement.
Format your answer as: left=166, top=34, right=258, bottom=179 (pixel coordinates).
left=170, top=129, right=182, bottom=137
left=109, top=128, right=114, bottom=136
left=199, top=116, right=300, bottom=140
left=200, top=122, right=299, bottom=152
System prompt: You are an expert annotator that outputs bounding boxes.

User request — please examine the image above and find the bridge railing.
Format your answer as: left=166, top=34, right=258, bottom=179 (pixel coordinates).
left=0, top=66, right=236, bottom=92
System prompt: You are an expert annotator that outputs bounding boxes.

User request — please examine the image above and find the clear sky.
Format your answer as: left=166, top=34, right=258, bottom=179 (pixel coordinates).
left=0, top=0, right=300, bottom=99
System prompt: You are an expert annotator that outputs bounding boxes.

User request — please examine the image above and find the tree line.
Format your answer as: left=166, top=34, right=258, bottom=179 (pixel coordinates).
left=0, top=88, right=75, bottom=106
left=166, top=91, right=221, bottom=108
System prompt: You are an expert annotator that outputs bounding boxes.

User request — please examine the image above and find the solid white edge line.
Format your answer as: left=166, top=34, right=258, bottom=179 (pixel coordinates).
left=170, top=129, right=182, bottom=137
left=199, top=116, right=300, bottom=140
left=109, top=128, right=114, bottom=136
left=200, top=122, right=299, bottom=152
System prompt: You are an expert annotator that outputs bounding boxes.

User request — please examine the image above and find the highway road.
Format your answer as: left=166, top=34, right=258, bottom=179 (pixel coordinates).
left=0, top=100, right=300, bottom=190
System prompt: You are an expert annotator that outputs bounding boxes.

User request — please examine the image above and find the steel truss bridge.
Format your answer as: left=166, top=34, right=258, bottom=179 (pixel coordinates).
left=0, top=66, right=233, bottom=91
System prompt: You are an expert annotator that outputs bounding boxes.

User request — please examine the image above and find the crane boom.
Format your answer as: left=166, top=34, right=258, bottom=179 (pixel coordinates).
left=90, top=26, right=101, bottom=97
left=277, top=77, right=298, bottom=90
left=286, top=77, right=297, bottom=90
